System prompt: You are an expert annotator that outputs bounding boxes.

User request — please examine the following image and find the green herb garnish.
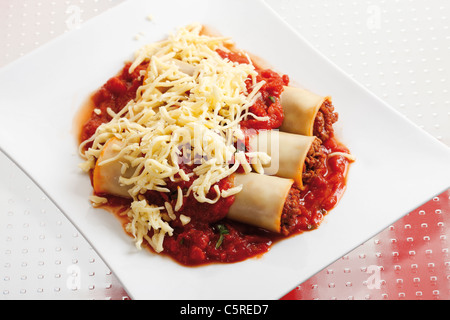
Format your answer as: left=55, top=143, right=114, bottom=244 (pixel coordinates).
left=268, top=96, right=276, bottom=103
left=215, top=223, right=229, bottom=249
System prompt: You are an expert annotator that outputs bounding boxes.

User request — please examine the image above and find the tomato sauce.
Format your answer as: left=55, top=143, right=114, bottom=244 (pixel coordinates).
left=281, top=138, right=350, bottom=235
left=79, top=52, right=351, bottom=266
left=79, top=61, right=148, bottom=148
left=216, top=49, right=289, bottom=130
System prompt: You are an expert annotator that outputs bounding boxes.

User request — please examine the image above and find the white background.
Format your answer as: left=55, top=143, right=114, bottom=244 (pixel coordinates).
left=0, top=0, right=448, bottom=299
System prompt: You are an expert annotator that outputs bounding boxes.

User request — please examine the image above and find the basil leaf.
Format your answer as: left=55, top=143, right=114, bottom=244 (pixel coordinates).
left=215, top=223, right=229, bottom=249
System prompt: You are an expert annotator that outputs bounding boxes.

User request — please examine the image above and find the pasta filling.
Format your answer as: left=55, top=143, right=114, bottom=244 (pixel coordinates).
left=313, top=99, right=339, bottom=142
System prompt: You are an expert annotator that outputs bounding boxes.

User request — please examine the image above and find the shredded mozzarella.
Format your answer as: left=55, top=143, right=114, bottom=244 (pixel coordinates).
left=89, top=195, right=108, bottom=207
left=328, top=152, right=356, bottom=162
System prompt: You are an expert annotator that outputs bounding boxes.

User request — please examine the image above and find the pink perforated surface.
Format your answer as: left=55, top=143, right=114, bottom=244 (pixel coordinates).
left=282, top=190, right=449, bottom=300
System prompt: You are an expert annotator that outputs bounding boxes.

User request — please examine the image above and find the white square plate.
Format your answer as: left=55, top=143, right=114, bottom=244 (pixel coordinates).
left=0, top=0, right=449, bottom=300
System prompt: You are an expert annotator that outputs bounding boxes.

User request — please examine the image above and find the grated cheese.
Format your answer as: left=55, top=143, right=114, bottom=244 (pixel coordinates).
left=179, top=214, right=191, bottom=226
left=89, top=195, right=108, bottom=207
left=328, top=152, right=356, bottom=162
left=79, top=23, right=270, bottom=253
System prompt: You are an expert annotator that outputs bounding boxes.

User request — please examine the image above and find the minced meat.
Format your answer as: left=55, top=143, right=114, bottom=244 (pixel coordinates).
left=313, top=99, right=338, bottom=142
left=302, top=137, right=326, bottom=185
